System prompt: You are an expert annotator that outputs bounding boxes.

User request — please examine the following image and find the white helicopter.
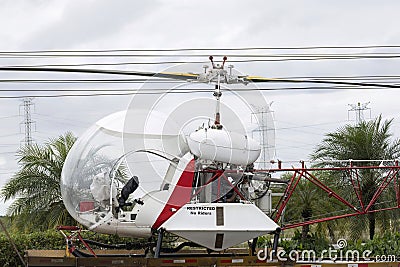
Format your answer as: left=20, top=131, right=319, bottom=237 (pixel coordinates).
left=59, top=56, right=281, bottom=256
left=2, top=56, right=394, bottom=257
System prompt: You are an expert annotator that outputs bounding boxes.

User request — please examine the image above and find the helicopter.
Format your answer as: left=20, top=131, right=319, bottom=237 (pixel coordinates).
left=1, top=56, right=399, bottom=257
left=59, top=56, right=282, bottom=257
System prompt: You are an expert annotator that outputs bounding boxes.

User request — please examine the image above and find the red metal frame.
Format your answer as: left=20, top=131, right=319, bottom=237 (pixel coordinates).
left=189, top=163, right=399, bottom=230
left=219, top=173, right=247, bottom=200
left=257, top=163, right=400, bottom=230
left=57, top=226, right=97, bottom=257
left=192, top=170, right=223, bottom=197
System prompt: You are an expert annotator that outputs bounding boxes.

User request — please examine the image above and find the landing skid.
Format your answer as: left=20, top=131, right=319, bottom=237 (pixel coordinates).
left=58, top=225, right=273, bottom=258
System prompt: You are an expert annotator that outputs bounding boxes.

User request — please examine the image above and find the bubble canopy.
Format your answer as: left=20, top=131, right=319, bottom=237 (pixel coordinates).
left=60, top=110, right=185, bottom=227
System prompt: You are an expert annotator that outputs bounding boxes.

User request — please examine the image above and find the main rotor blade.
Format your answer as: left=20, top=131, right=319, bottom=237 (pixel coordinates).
left=244, top=76, right=400, bottom=89
left=1, top=66, right=400, bottom=89
left=0, top=66, right=199, bottom=81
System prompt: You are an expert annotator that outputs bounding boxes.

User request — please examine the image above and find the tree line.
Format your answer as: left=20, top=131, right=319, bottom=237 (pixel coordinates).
left=284, top=115, right=400, bottom=242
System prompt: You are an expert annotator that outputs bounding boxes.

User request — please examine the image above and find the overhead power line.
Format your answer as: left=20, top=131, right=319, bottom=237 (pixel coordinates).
left=0, top=79, right=178, bottom=84
left=0, top=85, right=397, bottom=92
left=1, top=75, right=400, bottom=84
left=0, top=85, right=400, bottom=99
left=2, top=52, right=400, bottom=57
left=5, top=52, right=400, bottom=57
left=2, top=44, right=400, bottom=54
left=3, top=54, right=400, bottom=63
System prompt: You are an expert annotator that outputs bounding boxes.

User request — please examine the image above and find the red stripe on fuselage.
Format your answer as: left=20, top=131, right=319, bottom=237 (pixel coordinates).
left=152, top=159, right=195, bottom=229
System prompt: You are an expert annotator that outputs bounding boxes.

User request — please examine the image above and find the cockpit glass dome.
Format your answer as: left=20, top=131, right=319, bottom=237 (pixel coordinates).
left=61, top=122, right=124, bottom=226
left=60, top=111, right=175, bottom=227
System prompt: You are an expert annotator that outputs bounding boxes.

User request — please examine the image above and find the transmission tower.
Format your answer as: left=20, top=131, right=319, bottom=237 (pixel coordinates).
left=251, top=104, right=274, bottom=169
left=348, top=102, right=371, bottom=124
left=19, top=98, right=36, bottom=146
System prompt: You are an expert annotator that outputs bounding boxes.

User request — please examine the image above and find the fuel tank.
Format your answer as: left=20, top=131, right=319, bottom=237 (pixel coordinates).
left=187, top=128, right=261, bottom=165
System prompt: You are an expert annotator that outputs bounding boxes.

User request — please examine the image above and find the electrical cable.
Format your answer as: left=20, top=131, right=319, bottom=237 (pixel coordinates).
left=3, top=55, right=400, bottom=64
left=2, top=44, right=400, bottom=53
left=1, top=84, right=400, bottom=98
left=2, top=76, right=400, bottom=84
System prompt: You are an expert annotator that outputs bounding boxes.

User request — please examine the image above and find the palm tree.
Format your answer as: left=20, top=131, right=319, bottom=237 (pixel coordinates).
left=283, top=171, right=345, bottom=242
left=1, top=132, right=77, bottom=231
left=284, top=178, right=320, bottom=239
left=311, top=115, right=400, bottom=240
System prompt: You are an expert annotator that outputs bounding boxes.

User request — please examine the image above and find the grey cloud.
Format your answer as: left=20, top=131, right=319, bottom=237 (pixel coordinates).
left=22, top=0, right=156, bottom=50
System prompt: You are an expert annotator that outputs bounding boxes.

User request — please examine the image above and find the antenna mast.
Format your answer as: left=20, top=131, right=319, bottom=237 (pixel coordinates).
left=252, top=105, right=274, bottom=169
left=348, top=102, right=371, bottom=123
left=20, top=98, right=36, bottom=146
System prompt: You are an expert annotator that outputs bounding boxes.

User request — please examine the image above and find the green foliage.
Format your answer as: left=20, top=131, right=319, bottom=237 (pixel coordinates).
left=0, top=217, right=12, bottom=233
left=279, top=229, right=330, bottom=254
left=1, top=132, right=77, bottom=231
left=311, top=115, right=400, bottom=240
left=281, top=171, right=346, bottom=242
left=347, top=232, right=400, bottom=256
left=0, top=229, right=146, bottom=266
left=0, top=230, right=65, bottom=266
left=257, top=235, right=272, bottom=248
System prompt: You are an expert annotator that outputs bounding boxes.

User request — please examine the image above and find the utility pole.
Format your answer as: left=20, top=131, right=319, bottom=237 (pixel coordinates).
left=348, top=102, right=371, bottom=124
left=251, top=104, right=274, bottom=169
left=19, top=98, right=36, bottom=146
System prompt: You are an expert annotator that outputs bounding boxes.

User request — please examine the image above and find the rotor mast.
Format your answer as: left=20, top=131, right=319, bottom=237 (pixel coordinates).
left=209, top=56, right=227, bottom=129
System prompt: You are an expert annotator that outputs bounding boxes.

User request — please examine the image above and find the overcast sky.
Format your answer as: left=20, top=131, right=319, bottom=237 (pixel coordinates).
left=1, top=0, right=400, bottom=215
